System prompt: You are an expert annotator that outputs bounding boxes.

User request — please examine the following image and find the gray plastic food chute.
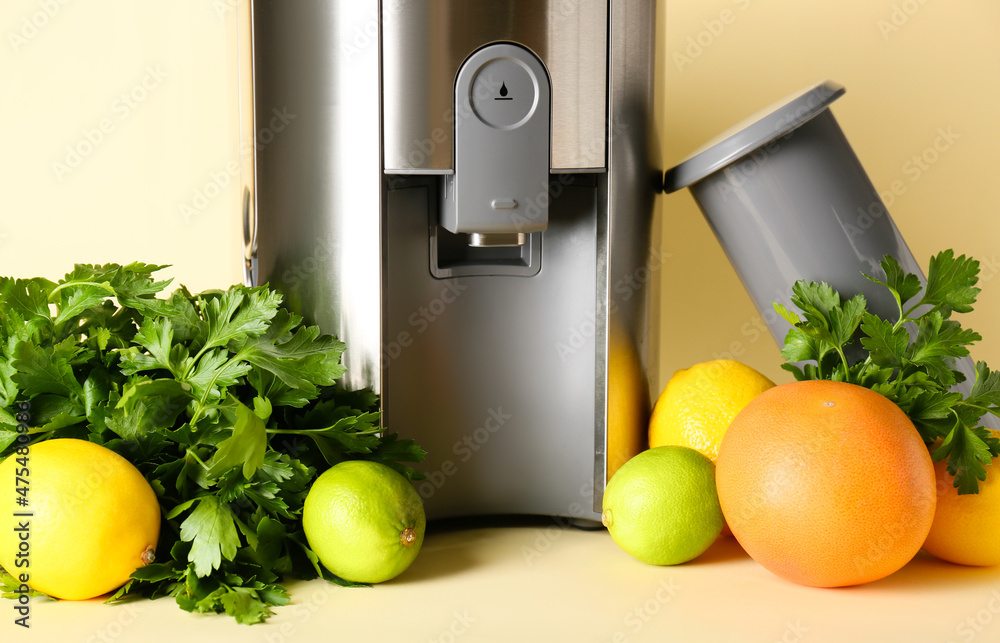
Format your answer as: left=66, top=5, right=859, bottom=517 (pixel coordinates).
left=663, top=81, right=925, bottom=336
left=241, top=1, right=658, bottom=523
left=664, top=80, right=989, bottom=395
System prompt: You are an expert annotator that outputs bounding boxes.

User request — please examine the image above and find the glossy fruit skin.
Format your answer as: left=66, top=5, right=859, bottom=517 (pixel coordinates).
left=923, top=434, right=1000, bottom=567
left=602, top=446, right=724, bottom=566
left=716, top=380, right=936, bottom=587
left=606, top=322, right=650, bottom=480
left=0, top=438, right=160, bottom=600
left=649, top=359, right=775, bottom=462
left=303, top=460, right=425, bottom=583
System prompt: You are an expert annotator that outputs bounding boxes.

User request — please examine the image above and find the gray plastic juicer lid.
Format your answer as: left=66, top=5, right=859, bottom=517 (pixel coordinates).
left=662, top=80, right=846, bottom=193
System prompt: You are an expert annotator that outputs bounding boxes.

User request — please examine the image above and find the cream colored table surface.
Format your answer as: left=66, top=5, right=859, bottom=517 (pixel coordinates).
left=6, top=517, right=1000, bottom=643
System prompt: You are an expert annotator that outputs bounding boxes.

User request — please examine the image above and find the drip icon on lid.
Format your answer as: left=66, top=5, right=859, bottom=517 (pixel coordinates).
left=495, top=82, right=512, bottom=101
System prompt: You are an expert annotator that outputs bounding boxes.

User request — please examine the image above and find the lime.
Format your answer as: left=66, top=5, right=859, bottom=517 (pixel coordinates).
left=302, top=460, right=426, bottom=583
left=602, top=446, right=723, bottom=565
left=0, top=439, right=160, bottom=600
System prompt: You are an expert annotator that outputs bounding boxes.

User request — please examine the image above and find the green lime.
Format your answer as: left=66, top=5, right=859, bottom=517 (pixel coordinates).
left=303, top=460, right=426, bottom=583
left=602, top=445, right=723, bottom=565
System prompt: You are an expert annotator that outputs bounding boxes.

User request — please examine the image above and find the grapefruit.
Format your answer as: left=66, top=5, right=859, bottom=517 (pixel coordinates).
left=715, top=380, right=936, bottom=587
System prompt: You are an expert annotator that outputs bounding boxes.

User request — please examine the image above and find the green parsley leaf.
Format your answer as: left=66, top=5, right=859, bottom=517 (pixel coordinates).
left=0, top=262, right=425, bottom=623
left=933, top=422, right=996, bottom=494
left=775, top=250, right=1000, bottom=493
left=864, top=254, right=923, bottom=310
left=178, top=496, right=241, bottom=578
left=859, top=312, right=907, bottom=369
left=923, top=249, right=980, bottom=314
left=207, top=398, right=268, bottom=480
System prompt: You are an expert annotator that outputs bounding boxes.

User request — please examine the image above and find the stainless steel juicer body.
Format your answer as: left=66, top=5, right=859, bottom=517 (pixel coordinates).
left=243, top=0, right=658, bottom=522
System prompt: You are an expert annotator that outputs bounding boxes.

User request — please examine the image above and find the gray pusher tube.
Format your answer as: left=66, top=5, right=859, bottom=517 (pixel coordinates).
left=664, top=81, right=994, bottom=426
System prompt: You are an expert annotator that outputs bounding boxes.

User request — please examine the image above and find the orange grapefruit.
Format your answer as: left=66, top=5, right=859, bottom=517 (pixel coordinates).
left=715, top=380, right=936, bottom=587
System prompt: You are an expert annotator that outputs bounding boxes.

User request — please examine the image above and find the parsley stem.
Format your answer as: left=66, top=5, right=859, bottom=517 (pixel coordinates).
left=835, top=345, right=851, bottom=381
left=47, top=280, right=116, bottom=302
left=186, top=447, right=211, bottom=471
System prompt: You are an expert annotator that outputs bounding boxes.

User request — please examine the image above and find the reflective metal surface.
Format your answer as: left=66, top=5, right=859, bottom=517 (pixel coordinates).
left=468, top=233, right=527, bottom=247
left=383, top=177, right=600, bottom=519
left=593, top=0, right=659, bottom=511
left=237, top=2, right=256, bottom=287
left=382, top=0, right=608, bottom=172
left=250, top=0, right=384, bottom=392
left=249, top=0, right=658, bottom=523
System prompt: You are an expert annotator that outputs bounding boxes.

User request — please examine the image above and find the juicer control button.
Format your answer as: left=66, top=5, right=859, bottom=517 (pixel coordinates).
left=469, top=57, right=539, bottom=130
left=490, top=198, right=517, bottom=210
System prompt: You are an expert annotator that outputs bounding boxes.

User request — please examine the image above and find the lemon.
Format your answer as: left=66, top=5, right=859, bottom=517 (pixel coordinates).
left=606, top=322, right=650, bottom=480
left=0, top=439, right=160, bottom=600
left=649, top=359, right=774, bottom=461
left=923, top=434, right=1000, bottom=566
left=303, top=460, right=425, bottom=583
left=602, top=446, right=723, bottom=565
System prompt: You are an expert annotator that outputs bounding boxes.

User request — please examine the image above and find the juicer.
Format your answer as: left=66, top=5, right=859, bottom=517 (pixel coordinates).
left=240, top=0, right=660, bottom=523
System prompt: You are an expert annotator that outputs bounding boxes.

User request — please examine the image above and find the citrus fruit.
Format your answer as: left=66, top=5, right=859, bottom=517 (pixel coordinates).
left=715, top=380, right=936, bottom=587
left=607, top=322, right=650, bottom=480
left=601, top=445, right=724, bottom=565
left=923, top=433, right=1000, bottom=566
left=303, top=460, right=426, bottom=583
left=649, top=359, right=774, bottom=462
left=0, top=438, right=160, bottom=600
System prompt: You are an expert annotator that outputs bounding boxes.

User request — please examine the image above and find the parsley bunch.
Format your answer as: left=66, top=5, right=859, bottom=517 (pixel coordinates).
left=774, top=250, right=1000, bottom=494
left=0, top=263, right=424, bottom=623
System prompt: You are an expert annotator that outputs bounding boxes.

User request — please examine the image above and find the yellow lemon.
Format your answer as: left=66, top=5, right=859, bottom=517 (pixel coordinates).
left=0, top=439, right=160, bottom=600
left=649, top=359, right=775, bottom=461
left=602, top=446, right=723, bottom=565
left=606, top=322, right=650, bottom=480
left=303, top=460, right=425, bottom=583
left=923, top=434, right=1000, bottom=567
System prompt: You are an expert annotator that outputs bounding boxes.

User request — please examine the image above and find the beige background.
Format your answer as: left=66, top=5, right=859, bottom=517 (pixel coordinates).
left=2, top=0, right=999, bottom=393
left=656, top=0, right=1000, bottom=390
